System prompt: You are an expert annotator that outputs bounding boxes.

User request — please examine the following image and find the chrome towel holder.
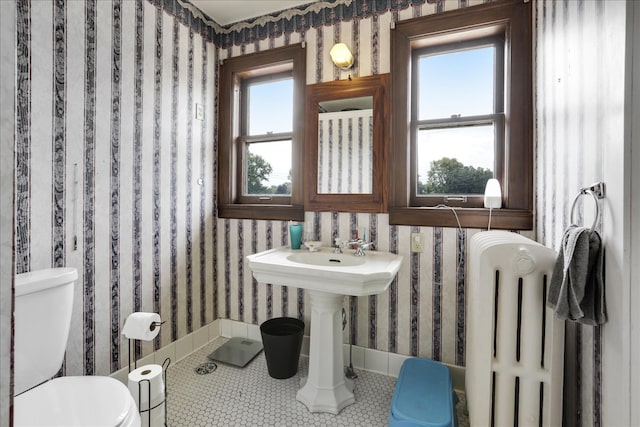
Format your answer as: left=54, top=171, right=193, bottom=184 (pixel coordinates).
left=570, top=182, right=605, bottom=233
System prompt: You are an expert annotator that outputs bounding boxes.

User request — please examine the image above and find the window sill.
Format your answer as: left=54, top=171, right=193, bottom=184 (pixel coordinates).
left=388, top=207, right=533, bottom=230
left=218, top=204, right=304, bottom=221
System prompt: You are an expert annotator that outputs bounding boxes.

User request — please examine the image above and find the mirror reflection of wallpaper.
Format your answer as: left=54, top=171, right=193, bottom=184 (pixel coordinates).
left=317, top=109, right=373, bottom=194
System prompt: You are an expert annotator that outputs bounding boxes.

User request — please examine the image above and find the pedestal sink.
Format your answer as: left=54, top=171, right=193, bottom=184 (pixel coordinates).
left=246, top=246, right=403, bottom=414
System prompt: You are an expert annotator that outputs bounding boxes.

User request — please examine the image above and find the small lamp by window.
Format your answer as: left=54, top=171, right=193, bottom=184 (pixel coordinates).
left=330, top=43, right=354, bottom=70
left=484, top=178, right=502, bottom=209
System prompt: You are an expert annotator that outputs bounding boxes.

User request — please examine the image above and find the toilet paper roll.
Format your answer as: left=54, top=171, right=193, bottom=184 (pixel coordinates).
left=128, top=364, right=165, bottom=427
left=122, top=312, right=161, bottom=341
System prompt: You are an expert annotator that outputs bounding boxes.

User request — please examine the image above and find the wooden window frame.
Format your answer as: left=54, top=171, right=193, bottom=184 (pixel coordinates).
left=411, top=36, right=504, bottom=208
left=389, top=0, right=533, bottom=229
left=218, top=44, right=306, bottom=221
left=237, top=71, right=293, bottom=205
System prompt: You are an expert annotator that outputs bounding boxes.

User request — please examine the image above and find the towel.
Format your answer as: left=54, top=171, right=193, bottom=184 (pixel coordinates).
left=547, top=225, right=607, bottom=325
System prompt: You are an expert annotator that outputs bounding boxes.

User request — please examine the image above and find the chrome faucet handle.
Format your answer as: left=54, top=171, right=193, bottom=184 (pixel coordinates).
left=333, top=238, right=343, bottom=254
left=353, top=241, right=375, bottom=256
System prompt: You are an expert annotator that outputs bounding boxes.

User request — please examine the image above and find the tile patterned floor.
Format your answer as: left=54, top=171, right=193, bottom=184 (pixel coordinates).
left=166, top=337, right=469, bottom=427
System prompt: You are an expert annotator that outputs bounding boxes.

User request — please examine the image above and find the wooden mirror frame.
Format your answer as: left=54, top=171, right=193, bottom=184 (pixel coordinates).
left=304, top=73, right=389, bottom=213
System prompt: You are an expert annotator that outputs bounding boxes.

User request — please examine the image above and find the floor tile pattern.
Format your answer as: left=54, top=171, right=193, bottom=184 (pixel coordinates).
left=166, top=337, right=469, bottom=427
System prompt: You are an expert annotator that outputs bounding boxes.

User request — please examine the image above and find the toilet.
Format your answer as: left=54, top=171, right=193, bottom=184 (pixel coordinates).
left=13, top=268, right=141, bottom=427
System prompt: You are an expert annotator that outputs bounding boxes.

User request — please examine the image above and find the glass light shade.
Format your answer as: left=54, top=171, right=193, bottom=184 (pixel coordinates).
left=484, top=178, right=502, bottom=208
left=329, top=43, right=354, bottom=69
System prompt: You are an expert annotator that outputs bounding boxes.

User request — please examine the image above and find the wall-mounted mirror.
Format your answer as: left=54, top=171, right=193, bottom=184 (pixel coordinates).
left=317, top=96, right=373, bottom=194
left=304, top=74, right=389, bottom=213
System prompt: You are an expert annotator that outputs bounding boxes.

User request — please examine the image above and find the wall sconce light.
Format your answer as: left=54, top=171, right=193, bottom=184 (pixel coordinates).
left=484, top=178, right=502, bottom=209
left=330, top=43, right=354, bottom=70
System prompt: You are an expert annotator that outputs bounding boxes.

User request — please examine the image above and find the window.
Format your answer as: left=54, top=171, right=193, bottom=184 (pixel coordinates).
left=413, top=39, right=503, bottom=206
left=389, top=0, right=533, bottom=229
left=218, top=44, right=306, bottom=220
left=240, top=75, right=293, bottom=201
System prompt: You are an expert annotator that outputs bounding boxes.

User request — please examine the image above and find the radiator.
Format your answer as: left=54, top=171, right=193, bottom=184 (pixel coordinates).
left=466, top=231, right=564, bottom=427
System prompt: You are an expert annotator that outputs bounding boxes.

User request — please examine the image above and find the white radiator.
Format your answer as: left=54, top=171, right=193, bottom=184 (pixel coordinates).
left=466, top=231, right=564, bottom=427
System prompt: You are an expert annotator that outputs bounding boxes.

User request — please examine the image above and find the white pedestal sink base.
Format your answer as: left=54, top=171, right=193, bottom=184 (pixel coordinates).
left=297, top=377, right=354, bottom=414
left=247, top=246, right=403, bottom=414
left=295, top=290, right=355, bottom=414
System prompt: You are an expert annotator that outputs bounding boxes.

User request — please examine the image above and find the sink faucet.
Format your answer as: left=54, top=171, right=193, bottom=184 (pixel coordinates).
left=333, top=238, right=343, bottom=254
left=345, top=239, right=375, bottom=256
left=355, top=241, right=374, bottom=256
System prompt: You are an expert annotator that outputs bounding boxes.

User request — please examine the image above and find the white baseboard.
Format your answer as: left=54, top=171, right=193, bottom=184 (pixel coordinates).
left=113, top=317, right=466, bottom=392
left=111, top=319, right=221, bottom=384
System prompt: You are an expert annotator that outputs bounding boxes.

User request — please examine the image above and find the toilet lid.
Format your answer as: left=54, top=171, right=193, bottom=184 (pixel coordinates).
left=15, top=376, right=138, bottom=427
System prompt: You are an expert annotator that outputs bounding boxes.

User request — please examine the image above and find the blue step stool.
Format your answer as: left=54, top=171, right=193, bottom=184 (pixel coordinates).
left=389, top=358, right=458, bottom=427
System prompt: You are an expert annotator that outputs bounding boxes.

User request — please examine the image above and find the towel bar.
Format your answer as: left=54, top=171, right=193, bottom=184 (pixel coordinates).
left=570, top=182, right=604, bottom=233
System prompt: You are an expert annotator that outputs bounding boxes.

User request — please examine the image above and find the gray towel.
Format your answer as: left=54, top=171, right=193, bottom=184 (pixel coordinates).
left=547, top=225, right=607, bottom=325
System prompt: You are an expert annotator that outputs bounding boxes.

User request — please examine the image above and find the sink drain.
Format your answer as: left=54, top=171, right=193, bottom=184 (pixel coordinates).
left=195, top=362, right=217, bottom=375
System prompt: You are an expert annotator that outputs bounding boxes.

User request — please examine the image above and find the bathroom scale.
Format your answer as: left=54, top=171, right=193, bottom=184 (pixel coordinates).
left=207, top=337, right=263, bottom=368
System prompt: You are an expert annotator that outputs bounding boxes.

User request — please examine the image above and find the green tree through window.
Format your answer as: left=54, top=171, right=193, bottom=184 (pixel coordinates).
left=419, top=157, right=493, bottom=195
left=247, top=153, right=273, bottom=194
left=247, top=153, right=291, bottom=195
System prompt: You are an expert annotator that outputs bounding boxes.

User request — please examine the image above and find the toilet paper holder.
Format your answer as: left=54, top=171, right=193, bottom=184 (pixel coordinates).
left=127, top=336, right=171, bottom=427
left=134, top=358, right=171, bottom=427
left=149, top=321, right=165, bottom=332
left=124, top=315, right=165, bottom=373
left=123, top=313, right=170, bottom=427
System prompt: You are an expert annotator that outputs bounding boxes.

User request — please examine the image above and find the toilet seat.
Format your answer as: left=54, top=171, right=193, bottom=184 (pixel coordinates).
left=15, top=376, right=141, bottom=427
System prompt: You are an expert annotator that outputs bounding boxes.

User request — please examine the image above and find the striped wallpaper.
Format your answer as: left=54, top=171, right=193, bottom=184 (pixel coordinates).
left=11, top=0, right=489, bottom=383
left=1, top=1, right=16, bottom=423
left=6, top=0, right=621, bottom=425
left=534, top=1, right=627, bottom=425
left=13, top=0, right=216, bottom=376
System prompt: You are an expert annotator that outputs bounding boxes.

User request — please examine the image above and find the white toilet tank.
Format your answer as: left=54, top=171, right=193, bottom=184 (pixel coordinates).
left=14, top=267, right=77, bottom=395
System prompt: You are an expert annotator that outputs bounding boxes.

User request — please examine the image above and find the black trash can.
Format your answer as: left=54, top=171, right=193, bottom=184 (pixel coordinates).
left=260, top=317, right=304, bottom=379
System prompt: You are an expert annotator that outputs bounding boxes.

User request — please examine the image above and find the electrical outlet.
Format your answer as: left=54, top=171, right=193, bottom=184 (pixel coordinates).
left=411, top=232, right=425, bottom=253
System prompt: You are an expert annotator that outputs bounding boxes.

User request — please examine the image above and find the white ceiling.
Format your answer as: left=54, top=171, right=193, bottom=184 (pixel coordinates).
left=190, top=1, right=315, bottom=26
